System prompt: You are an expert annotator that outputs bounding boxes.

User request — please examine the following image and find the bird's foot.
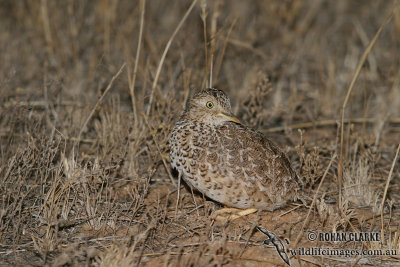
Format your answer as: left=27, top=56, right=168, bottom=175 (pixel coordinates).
left=211, top=208, right=258, bottom=222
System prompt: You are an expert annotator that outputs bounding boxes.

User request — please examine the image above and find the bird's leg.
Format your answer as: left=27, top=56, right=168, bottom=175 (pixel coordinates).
left=212, top=208, right=258, bottom=221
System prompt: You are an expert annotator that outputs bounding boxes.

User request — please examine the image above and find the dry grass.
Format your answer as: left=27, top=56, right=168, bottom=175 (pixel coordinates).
left=1, top=0, right=400, bottom=266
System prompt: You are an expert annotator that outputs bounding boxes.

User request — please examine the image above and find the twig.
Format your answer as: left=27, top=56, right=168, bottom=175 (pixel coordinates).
left=128, top=0, right=146, bottom=131
left=338, top=11, right=393, bottom=209
left=222, top=37, right=267, bottom=59
left=77, top=63, right=126, bottom=142
left=351, top=255, right=362, bottom=267
left=293, top=153, right=336, bottom=248
left=208, top=0, right=220, bottom=87
left=175, top=172, right=182, bottom=217
left=142, top=115, right=177, bottom=187
left=261, top=117, right=400, bottom=133
left=2, top=100, right=87, bottom=108
left=40, top=0, right=54, bottom=58
left=200, top=0, right=208, bottom=87
left=0, top=131, right=96, bottom=144
left=146, top=0, right=198, bottom=116
left=380, top=144, right=400, bottom=244
left=214, top=18, right=237, bottom=82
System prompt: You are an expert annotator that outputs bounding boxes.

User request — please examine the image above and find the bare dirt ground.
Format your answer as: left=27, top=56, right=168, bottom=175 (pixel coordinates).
left=1, top=1, right=400, bottom=266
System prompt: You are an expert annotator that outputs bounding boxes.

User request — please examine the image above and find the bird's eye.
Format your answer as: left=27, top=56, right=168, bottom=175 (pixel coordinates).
left=206, top=101, right=214, bottom=109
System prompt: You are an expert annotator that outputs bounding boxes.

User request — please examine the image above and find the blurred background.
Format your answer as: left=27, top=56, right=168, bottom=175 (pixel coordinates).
left=0, top=0, right=399, bottom=266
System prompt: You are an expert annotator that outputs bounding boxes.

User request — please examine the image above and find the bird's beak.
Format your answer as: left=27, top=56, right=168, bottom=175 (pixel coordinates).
left=217, top=112, right=240, bottom=123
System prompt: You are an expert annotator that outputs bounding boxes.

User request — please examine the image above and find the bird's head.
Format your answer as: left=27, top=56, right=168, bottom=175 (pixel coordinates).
left=183, top=88, right=240, bottom=125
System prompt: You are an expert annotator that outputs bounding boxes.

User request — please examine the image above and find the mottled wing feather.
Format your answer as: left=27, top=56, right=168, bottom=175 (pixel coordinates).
left=218, top=123, right=300, bottom=203
left=169, top=119, right=301, bottom=209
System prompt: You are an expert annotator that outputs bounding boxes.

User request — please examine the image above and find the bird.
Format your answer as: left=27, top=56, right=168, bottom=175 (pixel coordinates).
left=169, top=88, right=302, bottom=216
